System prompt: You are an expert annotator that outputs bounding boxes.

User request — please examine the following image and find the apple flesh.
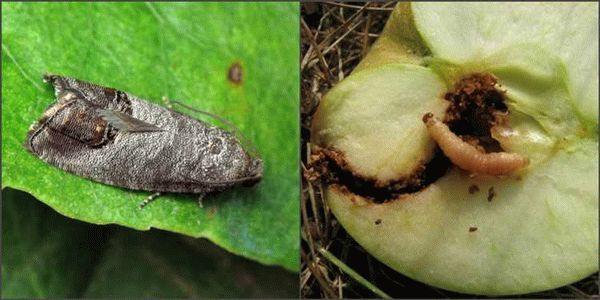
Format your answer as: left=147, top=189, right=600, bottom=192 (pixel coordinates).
left=312, top=2, right=598, bottom=296
left=312, top=64, right=448, bottom=184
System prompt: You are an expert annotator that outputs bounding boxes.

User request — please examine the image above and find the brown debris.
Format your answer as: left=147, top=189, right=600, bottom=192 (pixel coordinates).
left=468, top=184, right=480, bottom=194
left=444, top=73, right=508, bottom=153
left=487, top=186, right=496, bottom=202
left=310, top=145, right=449, bottom=203
left=304, top=167, right=322, bottom=183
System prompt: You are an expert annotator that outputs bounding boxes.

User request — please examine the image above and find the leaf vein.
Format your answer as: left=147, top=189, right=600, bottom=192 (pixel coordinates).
left=2, top=44, right=44, bottom=92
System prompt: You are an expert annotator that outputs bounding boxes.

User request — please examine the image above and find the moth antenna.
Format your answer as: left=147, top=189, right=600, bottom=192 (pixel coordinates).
left=169, top=100, right=261, bottom=159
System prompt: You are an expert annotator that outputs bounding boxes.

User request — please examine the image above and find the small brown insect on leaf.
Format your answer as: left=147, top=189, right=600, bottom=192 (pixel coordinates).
left=487, top=186, right=496, bottom=202
left=468, top=184, right=480, bottom=194
left=469, top=226, right=478, bottom=232
left=375, top=219, right=382, bottom=225
left=228, top=62, right=243, bottom=85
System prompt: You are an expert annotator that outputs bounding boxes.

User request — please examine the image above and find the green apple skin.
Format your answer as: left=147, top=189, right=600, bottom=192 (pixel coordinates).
left=312, top=2, right=598, bottom=296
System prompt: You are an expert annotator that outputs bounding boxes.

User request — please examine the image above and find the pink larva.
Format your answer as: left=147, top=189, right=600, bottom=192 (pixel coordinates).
left=422, top=113, right=528, bottom=175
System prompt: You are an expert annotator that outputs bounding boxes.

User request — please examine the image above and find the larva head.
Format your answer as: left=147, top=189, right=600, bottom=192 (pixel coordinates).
left=311, top=2, right=598, bottom=296
left=422, top=112, right=434, bottom=124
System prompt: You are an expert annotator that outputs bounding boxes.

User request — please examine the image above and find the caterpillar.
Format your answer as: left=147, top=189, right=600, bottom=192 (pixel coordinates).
left=422, top=113, right=528, bottom=175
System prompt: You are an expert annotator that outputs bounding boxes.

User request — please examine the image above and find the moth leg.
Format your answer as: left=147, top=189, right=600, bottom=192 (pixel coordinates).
left=162, top=96, right=173, bottom=109
left=139, top=192, right=162, bottom=209
left=197, top=193, right=206, bottom=208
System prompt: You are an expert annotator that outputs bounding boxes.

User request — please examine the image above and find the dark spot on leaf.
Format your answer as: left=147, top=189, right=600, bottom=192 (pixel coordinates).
left=375, top=219, right=382, bottom=225
left=228, top=62, right=243, bottom=85
left=487, top=187, right=496, bottom=202
left=468, top=184, right=479, bottom=194
left=469, top=226, right=478, bottom=232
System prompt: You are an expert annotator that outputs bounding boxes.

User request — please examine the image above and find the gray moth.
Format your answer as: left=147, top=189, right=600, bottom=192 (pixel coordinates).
left=25, top=74, right=263, bottom=207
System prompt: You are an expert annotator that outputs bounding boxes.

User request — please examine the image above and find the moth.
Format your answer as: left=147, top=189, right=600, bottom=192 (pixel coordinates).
left=25, top=74, right=263, bottom=207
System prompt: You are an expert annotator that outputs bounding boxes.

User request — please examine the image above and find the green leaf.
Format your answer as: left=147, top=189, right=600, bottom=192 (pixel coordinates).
left=2, top=188, right=298, bottom=298
left=2, top=2, right=299, bottom=271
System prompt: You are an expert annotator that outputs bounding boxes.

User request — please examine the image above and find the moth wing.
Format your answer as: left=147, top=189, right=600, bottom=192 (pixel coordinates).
left=98, top=109, right=163, bottom=132
left=183, top=173, right=262, bottom=186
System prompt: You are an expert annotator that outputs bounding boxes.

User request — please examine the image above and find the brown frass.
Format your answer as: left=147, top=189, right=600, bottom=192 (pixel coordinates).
left=443, top=73, right=508, bottom=153
left=487, top=186, right=496, bottom=202
left=310, top=146, right=450, bottom=203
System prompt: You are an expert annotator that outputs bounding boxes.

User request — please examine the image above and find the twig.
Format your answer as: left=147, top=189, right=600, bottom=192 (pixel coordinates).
left=305, top=145, right=323, bottom=239
left=300, top=174, right=316, bottom=258
left=321, top=19, right=365, bottom=56
left=317, top=3, right=369, bottom=50
left=301, top=250, right=337, bottom=298
left=337, top=47, right=344, bottom=80
left=324, top=1, right=395, bottom=11
left=567, top=284, right=592, bottom=298
left=301, top=17, right=330, bottom=76
left=318, top=247, right=392, bottom=299
left=362, top=10, right=372, bottom=58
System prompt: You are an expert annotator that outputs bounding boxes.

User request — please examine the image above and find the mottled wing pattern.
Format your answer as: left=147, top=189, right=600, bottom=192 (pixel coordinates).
left=26, top=74, right=156, bottom=154
left=25, top=74, right=263, bottom=195
left=42, top=74, right=133, bottom=113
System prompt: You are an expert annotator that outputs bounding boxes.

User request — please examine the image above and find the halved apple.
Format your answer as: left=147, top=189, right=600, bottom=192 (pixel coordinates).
left=312, top=2, right=598, bottom=295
